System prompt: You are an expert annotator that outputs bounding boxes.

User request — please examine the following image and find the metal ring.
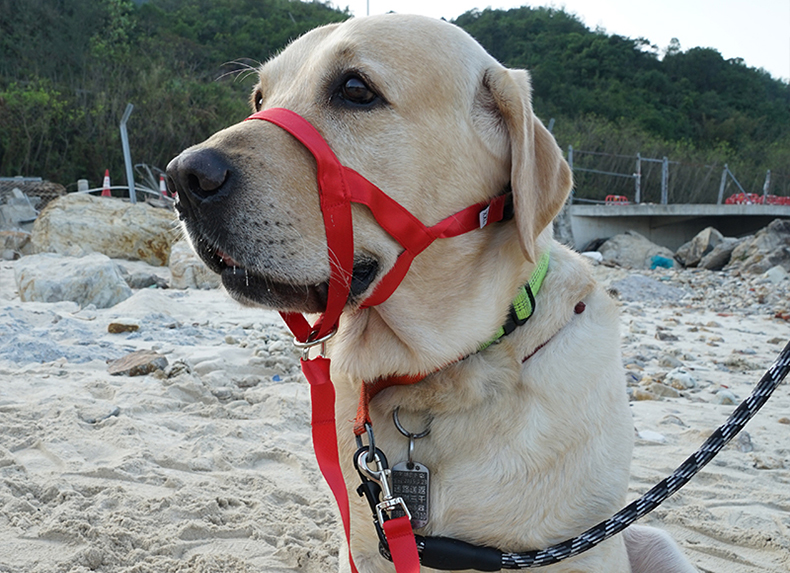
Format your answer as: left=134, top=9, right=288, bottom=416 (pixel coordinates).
left=392, top=406, right=431, bottom=439
left=292, top=328, right=337, bottom=360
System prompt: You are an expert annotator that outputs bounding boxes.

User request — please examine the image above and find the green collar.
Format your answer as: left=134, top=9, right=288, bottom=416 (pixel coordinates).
left=479, top=252, right=550, bottom=351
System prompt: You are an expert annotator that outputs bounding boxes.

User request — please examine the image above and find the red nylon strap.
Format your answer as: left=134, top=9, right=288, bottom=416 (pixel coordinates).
left=247, top=108, right=353, bottom=342
left=353, top=372, right=426, bottom=436
left=383, top=516, right=422, bottom=572
left=300, top=356, right=359, bottom=573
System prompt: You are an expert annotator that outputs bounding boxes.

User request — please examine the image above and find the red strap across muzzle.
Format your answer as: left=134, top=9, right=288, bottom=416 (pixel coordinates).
left=246, top=107, right=510, bottom=343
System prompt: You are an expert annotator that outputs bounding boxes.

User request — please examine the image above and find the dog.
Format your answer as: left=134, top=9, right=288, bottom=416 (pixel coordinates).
left=167, top=14, right=696, bottom=573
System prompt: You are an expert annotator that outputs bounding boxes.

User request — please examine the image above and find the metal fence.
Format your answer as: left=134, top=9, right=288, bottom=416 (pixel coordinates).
left=566, top=147, right=787, bottom=205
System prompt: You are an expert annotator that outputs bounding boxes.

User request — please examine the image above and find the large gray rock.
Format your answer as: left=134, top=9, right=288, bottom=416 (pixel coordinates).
left=675, top=227, right=723, bottom=267
left=699, top=237, right=743, bottom=271
left=31, top=194, right=178, bottom=266
left=598, top=231, right=676, bottom=270
left=14, top=253, right=133, bottom=308
left=725, top=219, right=790, bottom=274
left=168, top=239, right=221, bottom=289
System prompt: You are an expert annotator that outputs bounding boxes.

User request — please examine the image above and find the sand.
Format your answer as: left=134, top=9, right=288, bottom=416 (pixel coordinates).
left=1, top=257, right=788, bottom=573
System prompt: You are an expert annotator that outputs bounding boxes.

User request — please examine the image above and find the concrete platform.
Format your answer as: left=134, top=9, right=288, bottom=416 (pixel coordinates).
left=570, top=203, right=790, bottom=251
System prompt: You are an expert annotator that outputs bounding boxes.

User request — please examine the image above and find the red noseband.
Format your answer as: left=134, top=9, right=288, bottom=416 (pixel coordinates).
left=246, top=108, right=510, bottom=343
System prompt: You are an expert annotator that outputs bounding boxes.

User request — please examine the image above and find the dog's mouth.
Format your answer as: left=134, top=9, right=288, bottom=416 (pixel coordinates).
left=195, top=239, right=379, bottom=313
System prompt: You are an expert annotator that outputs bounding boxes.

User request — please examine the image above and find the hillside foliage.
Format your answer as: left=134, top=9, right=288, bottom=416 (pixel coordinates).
left=1, top=1, right=787, bottom=202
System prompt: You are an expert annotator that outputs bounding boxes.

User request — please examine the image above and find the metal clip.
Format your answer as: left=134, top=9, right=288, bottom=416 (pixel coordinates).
left=292, top=328, right=337, bottom=360
left=356, top=448, right=412, bottom=524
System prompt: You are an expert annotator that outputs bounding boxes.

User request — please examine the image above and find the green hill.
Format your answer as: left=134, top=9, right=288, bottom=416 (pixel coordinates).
left=1, top=1, right=787, bottom=201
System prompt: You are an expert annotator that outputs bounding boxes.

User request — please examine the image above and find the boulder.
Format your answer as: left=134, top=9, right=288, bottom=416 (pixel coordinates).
left=14, top=253, right=133, bottom=308
left=725, top=219, right=790, bottom=274
left=1, top=230, right=34, bottom=260
left=699, top=237, right=743, bottom=271
left=168, top=239, right=221, bottom=289
left=31, top=194, right=178, bottom=266
left=675, top=227, right=723, bottom=267
left=598, top=231, right=676, bottom=270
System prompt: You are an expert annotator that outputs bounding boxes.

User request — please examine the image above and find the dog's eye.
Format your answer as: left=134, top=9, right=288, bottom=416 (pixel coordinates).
left=340, top=76, right=378, bottom=106
left=253, top=90, right=264, bottom=111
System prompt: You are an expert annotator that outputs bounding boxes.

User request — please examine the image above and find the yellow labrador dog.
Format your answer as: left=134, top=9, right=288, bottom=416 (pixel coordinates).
left=167, top=14, right=696, bottom=573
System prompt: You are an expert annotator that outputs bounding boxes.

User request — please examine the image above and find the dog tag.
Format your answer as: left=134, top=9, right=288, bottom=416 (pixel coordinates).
left=391, top=461, right=430, bottom=529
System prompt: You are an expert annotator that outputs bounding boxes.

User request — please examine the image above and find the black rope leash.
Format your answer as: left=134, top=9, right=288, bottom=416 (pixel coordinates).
left=497, top=338, right=790, bottom=569
left=366, top=340, right=790, bottom=570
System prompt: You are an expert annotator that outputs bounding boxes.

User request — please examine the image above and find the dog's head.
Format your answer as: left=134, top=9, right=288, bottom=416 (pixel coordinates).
left=167, top=15, right=571, bottom=314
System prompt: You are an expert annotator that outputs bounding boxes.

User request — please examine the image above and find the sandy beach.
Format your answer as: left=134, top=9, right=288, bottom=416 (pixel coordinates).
left=1, top=256, right=788, bottom=573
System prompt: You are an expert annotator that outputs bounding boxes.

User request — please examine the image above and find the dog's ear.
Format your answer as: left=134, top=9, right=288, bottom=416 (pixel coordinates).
left=484, top=67, right=572, bottom=263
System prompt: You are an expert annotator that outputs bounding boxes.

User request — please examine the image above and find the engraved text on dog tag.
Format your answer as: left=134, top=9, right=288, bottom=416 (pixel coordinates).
left=391, top=461, right=430, bottom=529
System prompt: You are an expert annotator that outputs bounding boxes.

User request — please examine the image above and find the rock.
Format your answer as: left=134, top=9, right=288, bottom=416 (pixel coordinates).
left=658, top=354, right=683, bottom=368
left=107, top=350, right=168, bottom=376
left=714, top=389, right=738, bottom=405
left=637, top=430, right=667, bottom=443
left=752, top=455, right=785, bottom=470
left=14, top=253, right=133, bottom=308
left=31, top=194, right=178, bottom=266
left=599, top=231, right=677, bottom=270
left=0, top=188, right=38, bottom=230
left=649, top=382, right=681, bottom=398
left=675, top=227, right=724, bottom=267
left=699, top=237, right=742, bottom=270
left=108, top=319, right=140, bottom=334
left=169, top=239, right=221, bottom=289
left=725, top=219, right=790, bottom=274
left=1, top=230, right=34, bottom=259
left=736, top=432, right=753, bottom=453
left=656, top=328, right=679, bottom=342
left=762, top=265, right=788, bottom=284
left=631, top=388, right=660, bottom=401
left=665, top=368, right=696, bottom=389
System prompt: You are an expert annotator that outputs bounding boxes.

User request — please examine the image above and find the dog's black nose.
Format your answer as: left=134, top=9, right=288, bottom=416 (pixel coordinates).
left=166, top=148, right=232, bottom=203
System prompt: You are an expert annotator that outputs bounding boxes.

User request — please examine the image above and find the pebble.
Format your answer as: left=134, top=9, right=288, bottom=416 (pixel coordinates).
left=665, top=368, right=696, bottom=390
left=637, top=430, right=668, bottom=443
left=631, top=388, right=660, bottom=401
left=714, top=389, right=738, bottom=405
left=736, top=432, right=754, bottom=453
left=659, top=354, right=683, bottom=368
left=649, top=382, right=681, bottom=398
left=656, top=330, right=679, bottom=342
left=107, top=350, right=168, bottom=376
left=107, top=319, right=140, bottom=334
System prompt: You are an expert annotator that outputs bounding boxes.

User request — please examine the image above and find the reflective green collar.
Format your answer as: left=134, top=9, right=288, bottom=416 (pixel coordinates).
left=479, top=252, right=550, bottom=351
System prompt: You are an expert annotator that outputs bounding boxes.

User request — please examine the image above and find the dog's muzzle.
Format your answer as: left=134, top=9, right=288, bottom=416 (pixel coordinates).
left=169, top=108, right=512, bottom=344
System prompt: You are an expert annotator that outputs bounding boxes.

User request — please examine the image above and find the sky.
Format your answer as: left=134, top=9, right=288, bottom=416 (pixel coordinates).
left=331, top=0, right=790, bottom=82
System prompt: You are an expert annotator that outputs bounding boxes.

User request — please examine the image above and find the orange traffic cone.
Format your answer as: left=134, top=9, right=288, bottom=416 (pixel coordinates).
left=101, top=169, right=111, bottom=197
left=159, top=175, right=169, bottom=198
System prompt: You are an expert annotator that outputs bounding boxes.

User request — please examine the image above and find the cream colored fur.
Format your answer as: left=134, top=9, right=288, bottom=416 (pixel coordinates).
left=173, top=14, right=696, bottom=573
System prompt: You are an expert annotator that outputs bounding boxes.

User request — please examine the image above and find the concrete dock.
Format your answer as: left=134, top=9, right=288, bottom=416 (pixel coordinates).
left=570, top=203, right=790, bottom=251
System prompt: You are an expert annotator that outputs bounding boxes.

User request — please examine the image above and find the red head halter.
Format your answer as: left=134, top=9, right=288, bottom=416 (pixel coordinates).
left=246, top=108, right=511, bottom=344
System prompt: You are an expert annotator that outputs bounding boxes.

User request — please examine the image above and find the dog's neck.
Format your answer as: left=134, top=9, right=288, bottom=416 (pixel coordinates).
left=329, top=224, right=554, bottom=382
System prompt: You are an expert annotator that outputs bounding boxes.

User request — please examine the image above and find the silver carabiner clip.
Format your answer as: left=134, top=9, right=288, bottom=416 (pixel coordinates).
left=356, top=449, right=412, bottom=524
